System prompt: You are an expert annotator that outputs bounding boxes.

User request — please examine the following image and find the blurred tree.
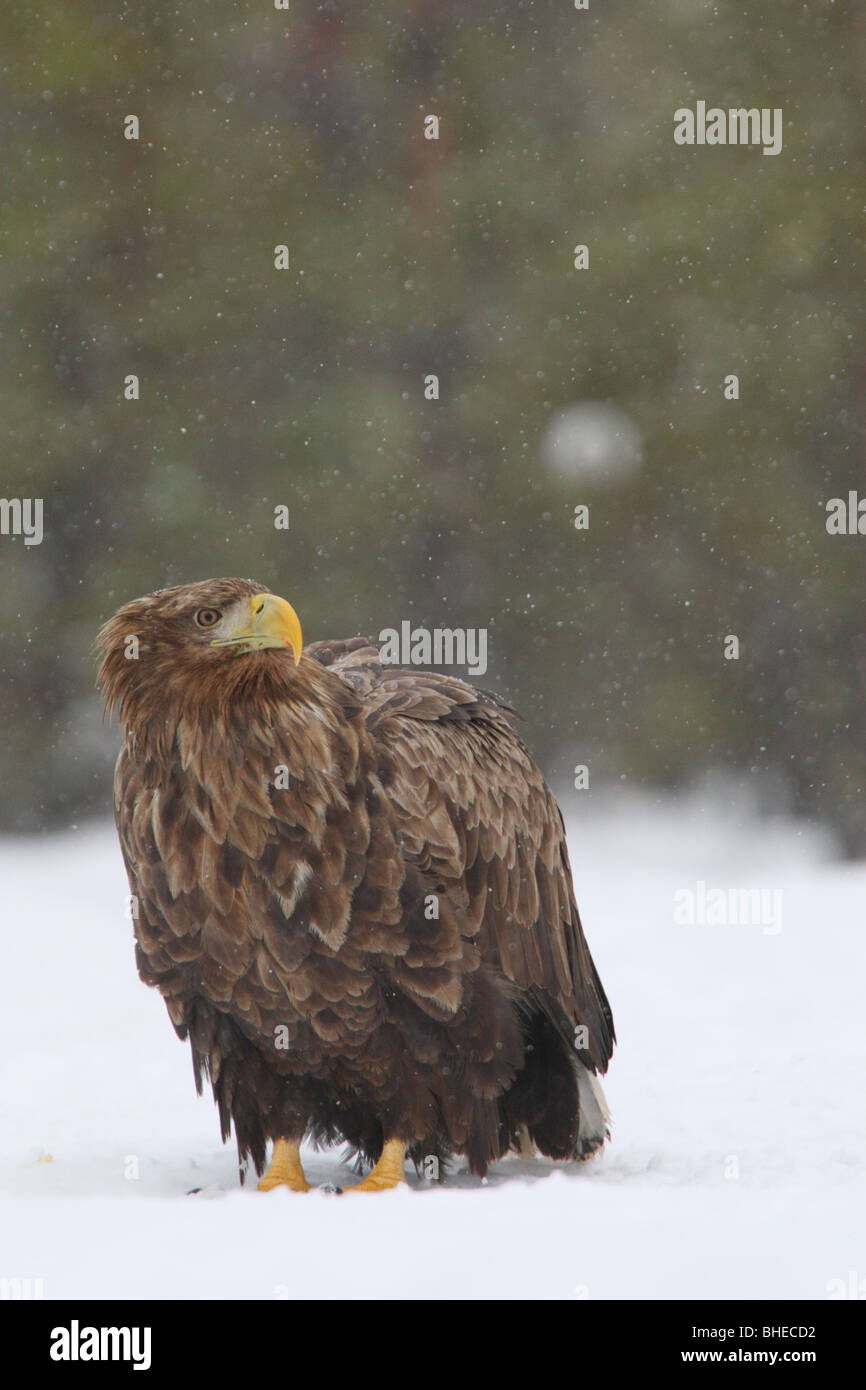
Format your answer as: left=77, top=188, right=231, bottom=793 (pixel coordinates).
left=0, top=0, right=863, bottom=850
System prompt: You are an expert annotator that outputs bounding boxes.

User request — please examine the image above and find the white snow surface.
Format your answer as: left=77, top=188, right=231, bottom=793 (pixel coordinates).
left=1, top=792, right=863, bottom=1301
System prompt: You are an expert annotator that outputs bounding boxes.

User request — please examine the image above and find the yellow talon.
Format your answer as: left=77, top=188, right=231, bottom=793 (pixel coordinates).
left=341, top=1139, right=407, bottom=1193
left=257, top=1138, right=311, bottom=1192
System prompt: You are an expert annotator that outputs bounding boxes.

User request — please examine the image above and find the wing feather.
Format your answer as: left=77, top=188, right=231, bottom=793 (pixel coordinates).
left=311, top=646, right=615, bottom=1070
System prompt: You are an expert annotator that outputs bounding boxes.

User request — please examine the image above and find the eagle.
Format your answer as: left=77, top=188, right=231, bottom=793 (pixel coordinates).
left=96, top=578, right=615, bottom=1192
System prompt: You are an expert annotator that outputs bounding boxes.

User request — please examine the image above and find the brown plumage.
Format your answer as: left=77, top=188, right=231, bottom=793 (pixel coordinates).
left=96, top=577, right=614, bottom=1183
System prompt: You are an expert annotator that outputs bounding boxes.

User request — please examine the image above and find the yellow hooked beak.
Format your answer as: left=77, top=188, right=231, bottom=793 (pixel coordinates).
left=211, top=593, right=303, bottom=663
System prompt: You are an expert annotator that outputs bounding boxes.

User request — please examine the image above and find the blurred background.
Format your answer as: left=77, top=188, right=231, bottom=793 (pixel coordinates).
left=0, top=0, right=863, bottom=850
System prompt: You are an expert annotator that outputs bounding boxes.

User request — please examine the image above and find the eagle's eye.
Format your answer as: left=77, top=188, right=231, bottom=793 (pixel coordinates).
left=194, top=608, right=222, bottom=629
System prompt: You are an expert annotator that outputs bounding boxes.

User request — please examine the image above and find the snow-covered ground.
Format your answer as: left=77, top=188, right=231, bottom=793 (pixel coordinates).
left=1, top=792, right=863, bottom=1300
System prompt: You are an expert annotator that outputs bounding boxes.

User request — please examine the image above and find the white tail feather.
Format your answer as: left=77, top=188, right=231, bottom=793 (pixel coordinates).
left=576, top=1063, right=611, bottom=1151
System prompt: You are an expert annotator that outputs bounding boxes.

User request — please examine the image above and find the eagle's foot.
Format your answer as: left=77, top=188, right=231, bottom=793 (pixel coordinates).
left=341, top=1139, right=407, bottom=1193
left=257, top=1138, right=311, bottom=1193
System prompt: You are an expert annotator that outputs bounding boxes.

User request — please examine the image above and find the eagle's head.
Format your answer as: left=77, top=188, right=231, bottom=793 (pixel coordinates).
left=95, top=577, right=303, bottom=733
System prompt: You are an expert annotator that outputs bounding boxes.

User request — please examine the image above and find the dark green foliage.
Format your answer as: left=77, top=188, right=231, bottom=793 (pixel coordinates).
left=0, top=1, right=863, bottom=848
